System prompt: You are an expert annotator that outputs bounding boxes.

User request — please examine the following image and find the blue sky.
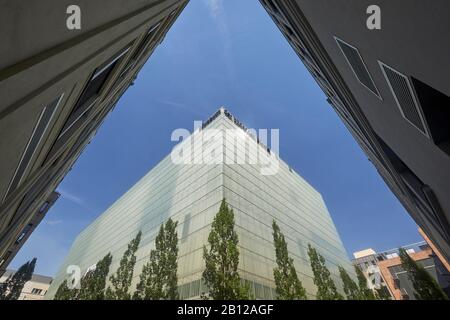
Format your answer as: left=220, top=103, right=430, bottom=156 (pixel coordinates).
left=11, top=0, right=422, bottom=276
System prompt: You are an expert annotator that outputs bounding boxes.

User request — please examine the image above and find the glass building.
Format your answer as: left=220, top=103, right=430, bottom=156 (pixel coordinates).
left=46, top=108, right=354, bottom=299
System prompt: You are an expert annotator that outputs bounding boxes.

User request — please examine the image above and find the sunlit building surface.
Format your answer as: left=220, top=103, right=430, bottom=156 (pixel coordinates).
left=47, top=109, right=354, bottom=299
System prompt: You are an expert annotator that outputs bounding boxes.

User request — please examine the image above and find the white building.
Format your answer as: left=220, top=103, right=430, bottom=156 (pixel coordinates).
left=0, top=270, right=52, bottom=300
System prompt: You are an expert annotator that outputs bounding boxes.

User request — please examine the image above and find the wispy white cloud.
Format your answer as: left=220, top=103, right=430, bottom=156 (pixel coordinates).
left=203, top=0, right=236, bottom=84
left=157, top=99, right=190, bottom=110
left=204, top=0, right=222, bottom=18
left=57, top=188, right=88, bottom=208
left=156, top=98, right=205, bottom=117
left=46, top=219, right=63, bottom=226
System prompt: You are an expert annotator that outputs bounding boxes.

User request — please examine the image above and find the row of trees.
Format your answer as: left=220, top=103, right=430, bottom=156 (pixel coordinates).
left=0, top=258, right=37, bottom=300
left=272, top=219, right=377, bottom=300
left=53, top=199, right=447, bottom=300
left=201, top=200, right=380, bottom=300
left=54, top=219, right=179, bottom=300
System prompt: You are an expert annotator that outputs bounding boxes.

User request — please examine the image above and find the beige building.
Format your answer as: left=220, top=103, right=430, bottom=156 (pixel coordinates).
left=0, top=270, right=52, bottom=300
left=259, top=0, right=450, bottom=264
left=0, top=0, right=189, bottom=276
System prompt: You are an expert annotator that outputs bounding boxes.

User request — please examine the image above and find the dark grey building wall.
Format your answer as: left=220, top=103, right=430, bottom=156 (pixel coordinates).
left=260, top=0, right=450, bottom=262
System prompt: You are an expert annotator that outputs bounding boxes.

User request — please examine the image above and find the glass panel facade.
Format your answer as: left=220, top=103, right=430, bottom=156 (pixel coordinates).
left=46, top=110, right=354, bottom=299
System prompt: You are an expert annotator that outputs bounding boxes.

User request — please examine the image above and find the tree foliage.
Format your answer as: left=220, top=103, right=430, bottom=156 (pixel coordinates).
left=202, top=199, right=250, bottom=299
left=78, top=253, right=112, bottom=300
left=54, top=253, right=113, bottom=300
left=106, top=231, right=141, bottom=300
left=53, top=279, right=77, bottom=300
left=307, top=244, right=343, bottom=300
left=354, top=265, right=376, bottom=300
left=399, top=248, right=448, bottom=300
left=0, top=258, right=37, bottom=300
left=272, top=220, right=306, bottom=300
left=134, top=218, right=179, bottom=300
left=374, top=286, right=391, bottom=300
left=338, top=266, right=360, bottom=300
left=0, top=274, right=11, bottom=298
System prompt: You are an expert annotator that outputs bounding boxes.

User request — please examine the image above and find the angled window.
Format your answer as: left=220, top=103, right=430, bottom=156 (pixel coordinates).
left=38, top=201, right=50, bottom=213
left=59, top=48, right=129, bottom=139
left=335, top=37, right=381, bottom=99
left=264, top=0, right=281, bottom=15
left=410, top=77, right=450, bottom=154
left=2, top=94, right=63, bottom=203
left=15, top=223, right=32, bottom=244
left=44, top=48, right=130, bottom=164
left=0, top=251, right=12, bottom=267
left=128, top=22, right=161, bottom=69
left=375, top=134, right=450, bottom=242
left=379, top=62, right=430, bottom=137
left=108, top=23, right=161, bottom=94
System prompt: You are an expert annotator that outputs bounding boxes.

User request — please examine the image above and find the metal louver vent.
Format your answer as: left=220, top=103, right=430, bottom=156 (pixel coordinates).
left=379, top=62, right=429, bottom=137
left=335, top=37, right=381, bottom=98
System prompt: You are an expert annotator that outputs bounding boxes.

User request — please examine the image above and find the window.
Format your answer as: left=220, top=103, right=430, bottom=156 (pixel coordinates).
left=265, top=0, right=280, bottom=14
left=393, top=278, right=400, bottom=289
left=38, top=201, right=50, bottom=213
left=335, top=37, right=381, bottom=98
left=31, top=288, right=43, bottom=295
left=59, top=48, right=129, bottom=140
left=132, top=23, right=160, bottom=61
left=379, top=62, right=429, bottom=137
left=43, top=48, right=129, bottom=164
left=410, top=76, right=450, bottom=153
left=107, top=23, right=161, bottom=96
left=375, top=134, right=450, bottom=242
left=15, top=223, right=32, bottom=244
left=0, top=251, right=12, bottom=267
left=254, top=282, right=264, bottom=299
left=190, top=279, right=200, bottom=297
left=2, top=94, right=63, bottom=202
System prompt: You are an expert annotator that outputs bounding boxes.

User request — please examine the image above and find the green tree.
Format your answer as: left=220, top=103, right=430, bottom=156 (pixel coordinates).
left=202, top=199, right=250, bottom=300
left=134, top=249, right=162, bottom=299
left=78, top=253, right=113, bottom=300
left=164, top=218, right=179, bottom=299
left=272, top=220, right=306, bottom=300
left=134, top=218, right=179, bottom=300
left=0, top=258, right=37, bottom=300
left=338, top=266, right=360, bottom=300
left=355, top=265, right=376, bottom=300
left=53, top=279, right=78, bottom=300
left=106, top=231, right=141, bottom=300
left=399, top=248, right=448, bottom=300
left=374, top=286, right=391, bottom=300
left=307, top=245, right=343, bottom=300
left=0, top=274, right=12, bottom=298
